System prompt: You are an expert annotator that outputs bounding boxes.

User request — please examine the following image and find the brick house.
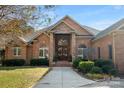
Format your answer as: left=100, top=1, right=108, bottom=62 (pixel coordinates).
left=3, top=16, right=124, bottom=73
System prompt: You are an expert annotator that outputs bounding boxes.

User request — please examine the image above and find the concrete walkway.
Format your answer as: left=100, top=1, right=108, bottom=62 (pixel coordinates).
left=82, top=80, right=124, bottom=88
left=34, top=67, right=95, bottom=88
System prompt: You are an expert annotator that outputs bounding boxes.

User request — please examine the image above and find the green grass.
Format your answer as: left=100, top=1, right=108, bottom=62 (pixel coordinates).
left=0, top=66, right=49, bottom=88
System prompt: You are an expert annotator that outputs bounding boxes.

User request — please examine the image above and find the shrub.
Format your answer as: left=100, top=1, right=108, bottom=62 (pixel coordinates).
left=72, top=57, right=82, bottom=68
left=82, top=59, right=88, bottom=61
left=86, top=73, right=105, bottom=80
left=79, top=61, right=94, bottom=73
left=109, top=69, right=118, bottom=76
left=30, top=58, right=49, bottom=66
left=3, top=59, right=25, bottom=66
left=90, top=66, right=103, bottom=74
left=102, top=65, right=112, bottom=74
left=94, top=59, right=104, bottom=67
left=94, top=59, right=113, bottom=67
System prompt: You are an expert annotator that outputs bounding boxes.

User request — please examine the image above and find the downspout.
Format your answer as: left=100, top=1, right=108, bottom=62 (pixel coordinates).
left=112, top=32, right=118, bottom=69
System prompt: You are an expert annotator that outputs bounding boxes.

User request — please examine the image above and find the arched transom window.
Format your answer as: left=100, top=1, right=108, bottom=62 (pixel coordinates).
left=58, top=38, right=68, bottom=46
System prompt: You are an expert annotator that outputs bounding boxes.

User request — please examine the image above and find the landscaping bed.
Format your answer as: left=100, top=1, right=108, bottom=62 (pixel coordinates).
left=0, top=66, right=50, bottom=88
left=73, top=58, right=118, bottom=81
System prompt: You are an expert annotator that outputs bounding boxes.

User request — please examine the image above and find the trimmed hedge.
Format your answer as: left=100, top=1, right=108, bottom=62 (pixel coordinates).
left=109, top=69, right=118, bottom=76
left=94, top=59, right=113, bottom=67
left=94, top=59, right=118, bottom=75
left=2, top=59, right=25, bottom=66
left=30, top=58, right=49, bottom=66
left=102, top=65, right=113, bottom=74
left=79, top=61, right=94, bottom=73
left=72, top=57, right=82, bottom=68
left=90, top=66, right=103, bottom=74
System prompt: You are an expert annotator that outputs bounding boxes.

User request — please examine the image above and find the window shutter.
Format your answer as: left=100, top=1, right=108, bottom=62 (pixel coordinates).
left=108, top=45, right=112, bottom=59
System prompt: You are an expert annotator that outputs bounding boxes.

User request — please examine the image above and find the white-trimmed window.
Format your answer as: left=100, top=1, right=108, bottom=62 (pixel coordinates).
left=13, top=47, right=21, bottom=56
left=39, top=47, right=48, bottom=58
left=77, top=44, right=87, bottom=58
left=77, top=48, right=84, bottom=58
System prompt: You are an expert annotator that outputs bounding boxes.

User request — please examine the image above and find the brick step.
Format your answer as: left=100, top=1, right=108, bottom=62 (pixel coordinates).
left=52, top=61, right=72, bottom=67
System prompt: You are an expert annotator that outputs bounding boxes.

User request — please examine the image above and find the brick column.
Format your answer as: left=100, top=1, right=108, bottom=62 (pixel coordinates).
left=49, top=32, right=54, bottom=66
left=71, top=32, right=76, bottom=62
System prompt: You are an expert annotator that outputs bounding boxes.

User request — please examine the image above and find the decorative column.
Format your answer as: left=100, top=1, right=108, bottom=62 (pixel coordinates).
left=49, top=32, right=54, bottom=66
left=71, top=32, right=76, bottom=62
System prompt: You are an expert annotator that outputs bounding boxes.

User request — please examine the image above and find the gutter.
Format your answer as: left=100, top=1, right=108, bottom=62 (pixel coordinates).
left=92, top=30, right=117, bottom=42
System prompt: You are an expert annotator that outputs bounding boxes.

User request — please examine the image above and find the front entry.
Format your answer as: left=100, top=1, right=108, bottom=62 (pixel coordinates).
left=55, top=34, right=70, bottom=61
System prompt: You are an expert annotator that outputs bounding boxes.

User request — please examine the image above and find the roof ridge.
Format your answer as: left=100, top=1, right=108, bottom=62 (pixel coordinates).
left=82, top=25, right=100, bottom=31
left=94, top=18, right=124, bottom=40
left=81, top=25, right=100, bottom=35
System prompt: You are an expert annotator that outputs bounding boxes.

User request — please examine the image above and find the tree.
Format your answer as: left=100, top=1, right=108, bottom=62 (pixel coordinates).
left=0, top=5, right=56, bottom=47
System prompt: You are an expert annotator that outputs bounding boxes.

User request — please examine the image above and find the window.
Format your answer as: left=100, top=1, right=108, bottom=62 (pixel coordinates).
left=77, top=44, right=87, bottom=58
left=13, top=47, right=21, bottom=56
left=98, top=47, right=101, bottom=59
left=108, top=45, right=112, bottom=59
left=39, top=48, right=48, bottom=58
left=77, top=48, right=84, bottom=58
left=58, top=39, right=68, bottom=46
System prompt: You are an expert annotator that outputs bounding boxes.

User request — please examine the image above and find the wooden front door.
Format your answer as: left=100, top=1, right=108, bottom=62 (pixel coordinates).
left=55, top=34, right=70, bottom=60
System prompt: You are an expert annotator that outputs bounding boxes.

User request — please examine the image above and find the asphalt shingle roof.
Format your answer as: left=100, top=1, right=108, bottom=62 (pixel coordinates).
left=19, top=17, right=124, bottom=43
left=81, top=25, right=100, bottom=35
left=94, top=18, right=124, bottom=40
left=19, top=16, right=100, bottom=43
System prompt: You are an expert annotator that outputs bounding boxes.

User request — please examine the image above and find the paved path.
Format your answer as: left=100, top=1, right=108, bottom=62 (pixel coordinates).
left=34, top=67, right=95, bottom=88
left=82, top=80, right=124, bottom=88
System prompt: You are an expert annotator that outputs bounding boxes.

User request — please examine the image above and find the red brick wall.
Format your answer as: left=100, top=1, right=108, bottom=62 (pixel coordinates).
left=114, top=31, right=124, bottom=74
left=5, top=37, right=27, bottom=62
left=76, top=36, right=92, bottom=56
left=5, top=45, right=27, bottom=60
left=63, top=17, right=93, bottom=35
left=32, top=33, right=50, bottom=59
left=26, top=45, right=33, bottom=64
left=52, top=22, right=73, bottom=33
left=92, top=35, right=113, bottom=60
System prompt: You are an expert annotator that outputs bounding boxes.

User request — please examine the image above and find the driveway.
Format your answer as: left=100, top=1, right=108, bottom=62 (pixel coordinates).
left=34, top=67, right=95, bottom=88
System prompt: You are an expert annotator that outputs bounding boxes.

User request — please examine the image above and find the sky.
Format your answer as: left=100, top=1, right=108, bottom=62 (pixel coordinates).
left=51, top=5, right=124, bottom=30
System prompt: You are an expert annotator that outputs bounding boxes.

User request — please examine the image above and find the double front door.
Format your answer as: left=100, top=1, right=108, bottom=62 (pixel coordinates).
left=55, top=34, right=70, bottom=60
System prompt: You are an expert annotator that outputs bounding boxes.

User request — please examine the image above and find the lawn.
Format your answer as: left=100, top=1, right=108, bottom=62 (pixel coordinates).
left=0, top=66, right=49, bottom=88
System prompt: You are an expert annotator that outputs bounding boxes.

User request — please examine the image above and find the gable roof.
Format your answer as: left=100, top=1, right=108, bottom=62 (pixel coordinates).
left=81, top=25, right=100, bottom=35
left=94, top=18, right=124, bottom=41
left=19, top=15, right=100, bottom=43
left=18, top=26, right=50, bottom=43
left=63, top=16, right=99, bottom=35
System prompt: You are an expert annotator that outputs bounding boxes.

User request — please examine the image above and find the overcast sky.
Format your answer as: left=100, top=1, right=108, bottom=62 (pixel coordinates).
left=52, top=5, right=124, bottom=30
